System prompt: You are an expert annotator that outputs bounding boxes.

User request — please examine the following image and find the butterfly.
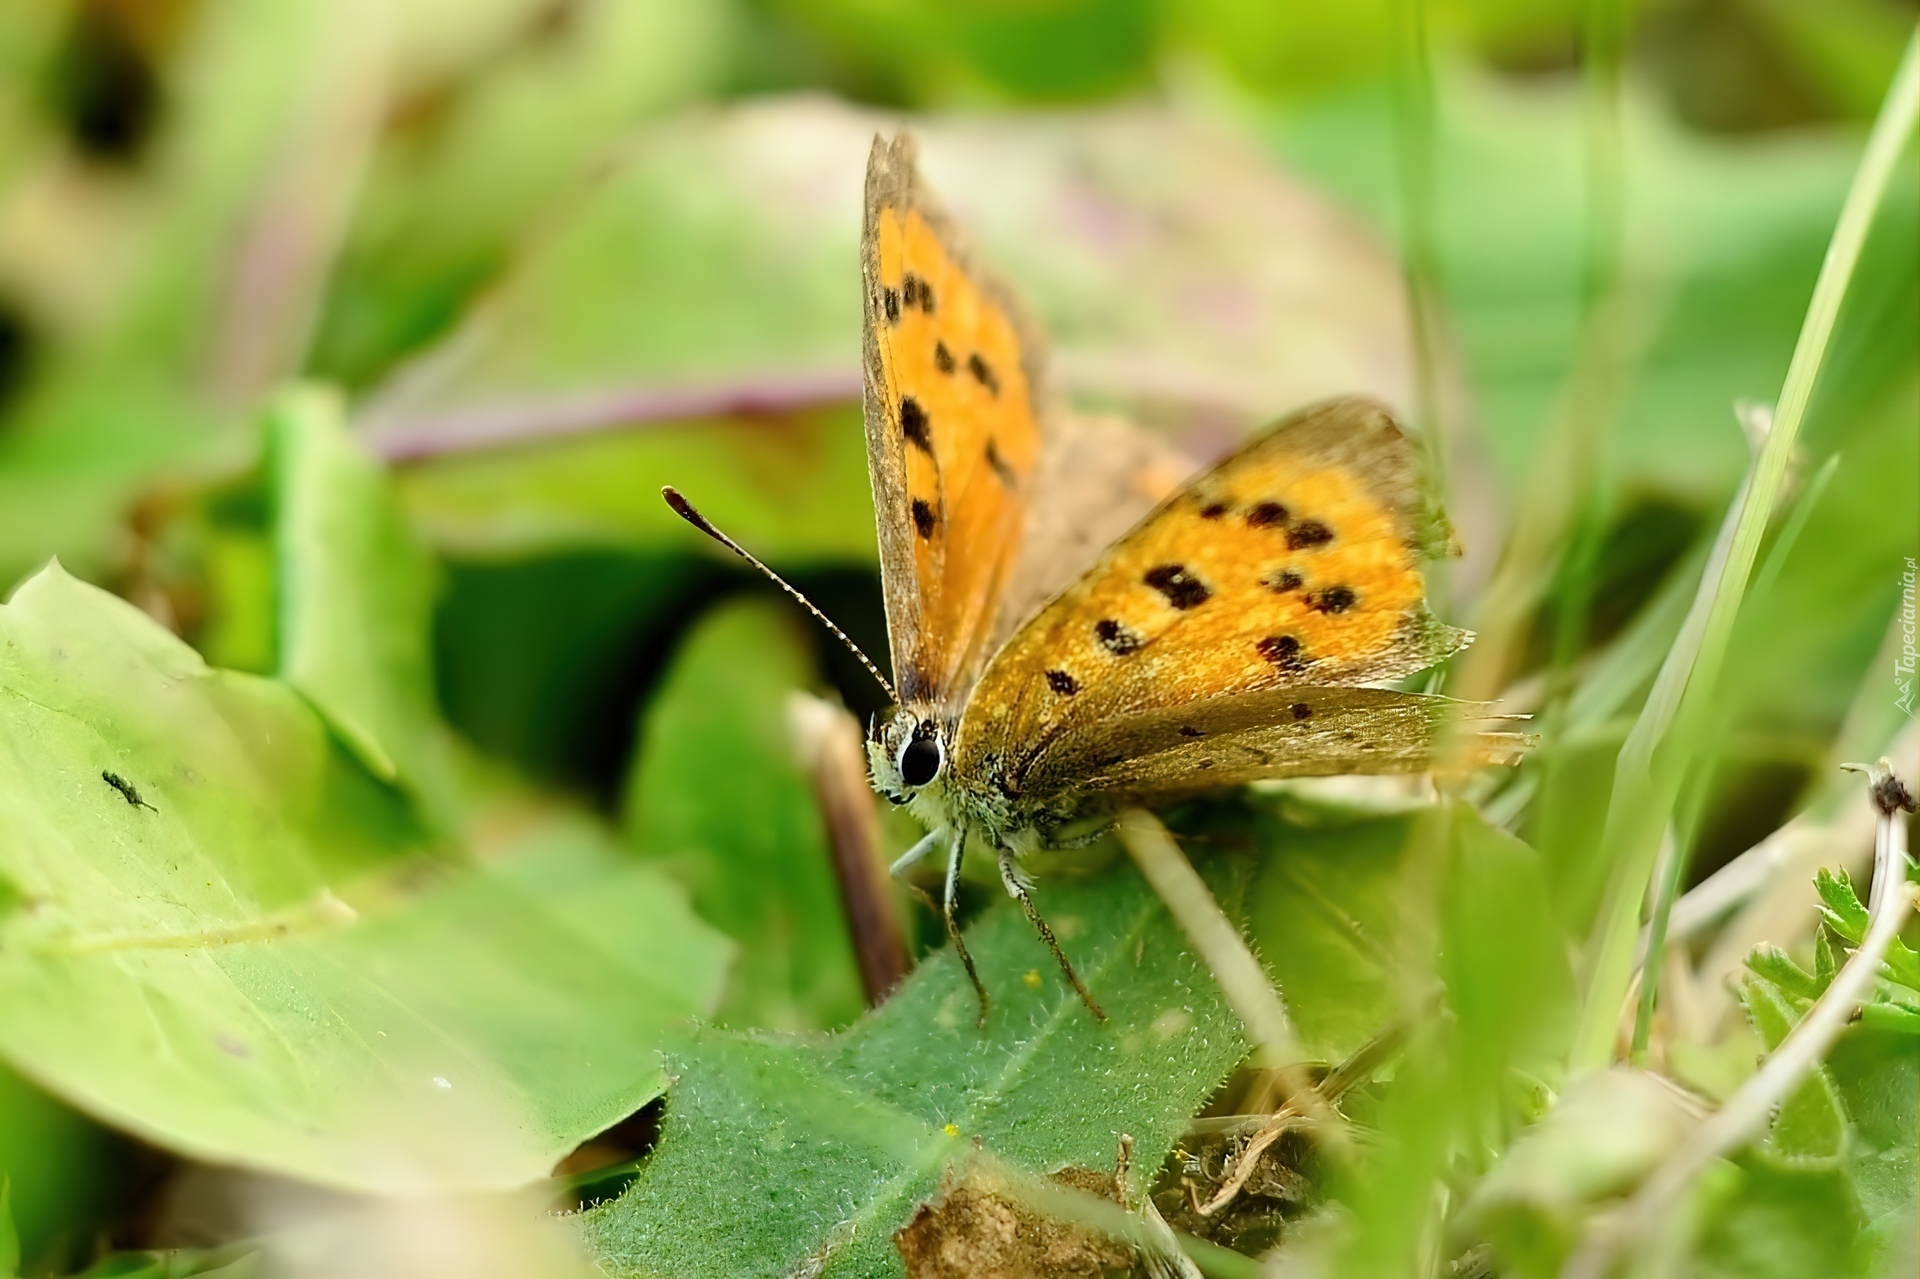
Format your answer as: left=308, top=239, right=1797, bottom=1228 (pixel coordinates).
left=665, top=132, right=1527, bottom=1025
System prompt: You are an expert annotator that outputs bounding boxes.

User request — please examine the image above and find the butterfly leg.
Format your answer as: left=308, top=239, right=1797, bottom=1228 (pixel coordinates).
left=889, top=828, right=943, bottom=879
left=943, top=824, right=990, bottom=1027
left=1051, top=819, right=1117, bottom=851
left=997, top=848, right=1107, bottom=1023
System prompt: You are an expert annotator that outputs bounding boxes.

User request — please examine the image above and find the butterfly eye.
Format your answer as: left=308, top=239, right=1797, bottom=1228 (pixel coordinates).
left=898, top=733, right=943, bottom=788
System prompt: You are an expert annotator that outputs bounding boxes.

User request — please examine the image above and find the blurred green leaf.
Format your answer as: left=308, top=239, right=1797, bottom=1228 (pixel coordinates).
left=1239, top=801, right=1570, bottom=1074
left=0, top=1065, right=115, bottom=1274
left=396, top=407, right=879, bottom=562
left=0, top=1175, right=16, bottom=1279
left=1695, top=1158, right=1872, bottom=1279
left=0, top=0, right=400, bottom=586
left=1764, top=1063, right=1850, bottom=1164
left=368, top=100, right=1415, bottom=557
left=580, top=860, right=1245, bottom=1278
left=0, top=565, right=729, bottom=1191
left=309, top=0, right=733, bottom=387
left=267, top=385, right=458, bottom=822
left=1271, top=68, right=1912, bottom=494
left=1465, top=1068, right=1703, bottom=1278
left=71, top=1248, right=259, bottom=1279
left=623, top=597, right=863, bottom=1032
left=1829, top=1021, right=1919, bottom=1242
left=1242, top=806, right=1420, bottom=1063
left=1747, top=945, right=1822, bottom=1001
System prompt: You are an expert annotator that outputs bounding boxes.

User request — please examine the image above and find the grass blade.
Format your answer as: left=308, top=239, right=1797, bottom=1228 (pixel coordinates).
left=1570, top=27, right=1920, bottom=1072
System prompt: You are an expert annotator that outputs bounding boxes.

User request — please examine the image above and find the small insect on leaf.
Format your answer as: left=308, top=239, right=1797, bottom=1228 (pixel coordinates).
left=101, top=771, right=157, bottom=812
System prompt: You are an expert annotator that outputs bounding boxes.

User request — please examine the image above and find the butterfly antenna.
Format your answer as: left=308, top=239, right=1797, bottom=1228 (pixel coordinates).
left=662, top=487, right=898, bottom=704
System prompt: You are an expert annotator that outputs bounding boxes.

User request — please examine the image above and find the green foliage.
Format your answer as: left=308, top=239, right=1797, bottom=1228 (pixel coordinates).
left=0, top=565, right=730, bottom=1192
left=1, top=1176, right=16, bottom=1279
left=582, top=861, right=1246, bottom=1277
left=267, top=386, right=457, bottom=821
left=0, top=1, right=1911, bottom=1273
left=622, top=598, right=865, bottom=1031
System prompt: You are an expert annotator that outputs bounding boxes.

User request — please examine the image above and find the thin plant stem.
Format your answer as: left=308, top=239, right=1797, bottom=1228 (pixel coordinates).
left=1569, top=29, right=1920, bottom=1072
left=1566, top=761, right=1917, bottom=1279
left=1117, top=809, right=1298, bottom=1061
left=1628, top=451, right=1840, bottom=1053
left=1114, top=809, right=1343, bottom=1141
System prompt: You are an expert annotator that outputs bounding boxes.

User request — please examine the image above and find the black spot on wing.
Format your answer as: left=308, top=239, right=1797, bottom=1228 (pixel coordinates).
left=985, top=438, right=1018, bottom=487
left=934, top=340, right=955, bottom=373
left=1199, top=500, right=1230, bottom=520
left=902, top=273, right=935, bottom=313
left=1094, top=618, right=1142, bottom=655
left=1178, top=725, right=1204, bottom=738
left=900, top=397, right=932, bottom=453
left=1290, top=702, right=1312, bottom=720
left=1246, top=501, right=1289, bottom=528
left=1287, top=520, right=1334, bottom=549
left=1256, top=634, right=1305, bottom=670
left=1144, top=564, right=1210, bottom=609
left=883, top=287, right=901, bottom=324
left=1262, top=568, right=1304, bottom=594
left=1309, top=585, right=1357, bottom=614
left=1045, top=669, right=1079, bottom=695
left=911, top=498, right=937, bottom=539
left=967, top=353, right=999, bottom=396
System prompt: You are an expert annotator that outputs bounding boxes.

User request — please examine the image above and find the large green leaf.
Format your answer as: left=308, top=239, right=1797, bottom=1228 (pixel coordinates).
left=622, top=597, right=865, bottom=1032
left=581, top=860, right=1247, bottom=1278
left=0, top=565, right=730, bottom=1191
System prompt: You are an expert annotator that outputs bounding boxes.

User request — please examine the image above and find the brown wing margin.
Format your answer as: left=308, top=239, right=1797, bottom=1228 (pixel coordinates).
left=861, top=132, right=1050, bottom=709
left=1017, top=686, right=1531, bottom=803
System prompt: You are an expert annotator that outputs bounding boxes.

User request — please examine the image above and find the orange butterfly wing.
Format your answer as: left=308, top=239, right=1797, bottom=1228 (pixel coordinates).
left=862, top=134, right=1043, bottom=708
left=952, top=397, right=1469, bottom=792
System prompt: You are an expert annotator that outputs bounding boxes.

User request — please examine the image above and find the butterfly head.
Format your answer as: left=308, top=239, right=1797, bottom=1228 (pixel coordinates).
left=867, top=706, right=948, bottom=804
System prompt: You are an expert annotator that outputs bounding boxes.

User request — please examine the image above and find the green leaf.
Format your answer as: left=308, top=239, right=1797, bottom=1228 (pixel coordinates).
left=0, top=1062, right=116, bottom=1270
left=1697, top=1158, right=1873, bottom=1279
left=0, top=1176, right=16, bottom=1279
left=1742, top=972, right=1810, bottom=1051
left=0, top=565, right=729, bottom=1191
left=1242, top=805, right=1421, bottom=1063
left=308, top=0, right=732, bottom=387
left=581, top=861, right=1246, bottom=1278
left=1763, top=1066, right=1850, bottom=1164
left=1747, top=945, right=1823, bottom=1002
left=1817, top=867, right=1872, bottom=942
left=396, top=405, right=881, bottom=563
left=1464, top=1069, right=1705, bottom=1278
left=1239, top=800, right=1572, bottom=1073
left=71, top=1247, right=260, bottom=1278
left=622, top=597, right=865, bottom=1032
left=1814, top=868, right=1920, bottom=991
left=1814, top=927, right=1837, bottom=993
left=1857, top=1002, right=1920, bottom=1035
left=1829, top=1022, right=1920, bottom=1225
left=268, top=385, right=456, bottom=822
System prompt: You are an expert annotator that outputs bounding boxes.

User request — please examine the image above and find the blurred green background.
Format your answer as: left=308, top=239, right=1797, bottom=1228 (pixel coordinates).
left=0, top=0, right=1914, bottom=1274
